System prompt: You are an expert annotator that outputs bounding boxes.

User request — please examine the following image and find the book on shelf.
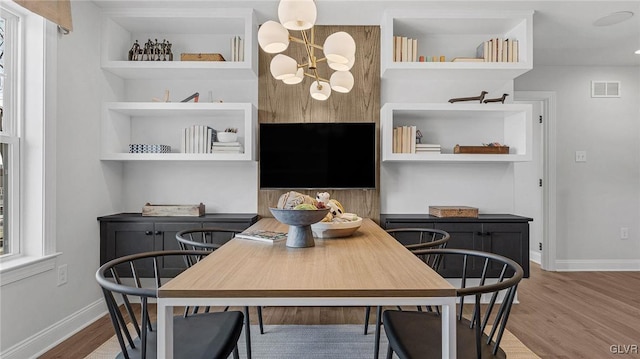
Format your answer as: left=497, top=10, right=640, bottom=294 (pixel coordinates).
left=393, top=36, right=419, bottom=62
left=412, top=39, right=418, bottom=62
left=182, top=125, right=216, bottom=154
left=231, top=35, right=244, bottom=62
left=236, top=229, right=287, bottom=243
left=392, top=125, right=418, bottom=154
left=476, top=38, right=519, bottom=63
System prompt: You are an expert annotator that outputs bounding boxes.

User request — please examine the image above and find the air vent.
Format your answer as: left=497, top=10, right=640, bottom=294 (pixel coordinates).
left=591, top=81, right=621, bottom=97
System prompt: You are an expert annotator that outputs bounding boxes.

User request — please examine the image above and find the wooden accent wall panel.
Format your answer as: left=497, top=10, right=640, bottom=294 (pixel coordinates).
left=258, top=26, right=380, bottom=222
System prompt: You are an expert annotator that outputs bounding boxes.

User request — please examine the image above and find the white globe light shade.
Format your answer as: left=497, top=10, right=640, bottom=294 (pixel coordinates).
left=278, top=0, right=317, bottom=31
left=283, top=68, right=304, bottom=84
left=328, top=54, right=355, bottom=71
left=270, top=54, right=298, bottom=80
left=310, top=80, right=331, bottom=100
left=330, top=71, right=354, bottom=93
left=323, top=31, right=356, bottom=64
left=258, top=21, right=290, bottom=53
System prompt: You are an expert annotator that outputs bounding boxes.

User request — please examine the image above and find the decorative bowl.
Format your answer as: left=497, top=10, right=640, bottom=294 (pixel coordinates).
left=217, top=132, right=238, bottom=143
left=311, top=217, right=363, bottom=238
left=269, top=208, right=329, bottom=248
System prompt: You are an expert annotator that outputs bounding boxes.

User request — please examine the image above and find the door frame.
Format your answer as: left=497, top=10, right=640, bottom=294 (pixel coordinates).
left=514, top=91, right=557, bottom=271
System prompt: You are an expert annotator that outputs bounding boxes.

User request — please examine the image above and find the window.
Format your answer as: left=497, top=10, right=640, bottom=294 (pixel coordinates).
left=0, top=8, right=20, bottom=258
left=0, top=2, right=58, bottom=285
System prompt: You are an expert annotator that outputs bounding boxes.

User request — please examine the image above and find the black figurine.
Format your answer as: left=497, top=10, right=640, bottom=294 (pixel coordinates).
left=448, top=91, right=488, bottom=103
left=484, top=93, right=509, bottom=104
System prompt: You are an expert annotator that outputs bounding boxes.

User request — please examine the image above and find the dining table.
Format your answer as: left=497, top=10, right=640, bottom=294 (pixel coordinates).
left=157, top=217, right=457, bottom=358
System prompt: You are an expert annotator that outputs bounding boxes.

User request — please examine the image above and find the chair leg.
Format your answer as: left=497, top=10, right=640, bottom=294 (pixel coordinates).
left=386, top=345, right=394, bottom=359
left=257, top=306, right=264, bottom=334
left=233, top=345, right=240, bottom=359
left=374, top=306, right=382, bottom=359
left=243, top=306, right=252, bottom=359
left=364, top=306, right=371, bottom=335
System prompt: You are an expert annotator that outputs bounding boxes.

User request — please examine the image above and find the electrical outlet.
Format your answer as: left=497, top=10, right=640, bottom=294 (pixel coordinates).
left=620, top=227, right=629, bottom=240
left=57, top=264, right=68, bottom=286
left=575, top=151, right=587, bottom=162
left=538, top=242, right=542, bottom=251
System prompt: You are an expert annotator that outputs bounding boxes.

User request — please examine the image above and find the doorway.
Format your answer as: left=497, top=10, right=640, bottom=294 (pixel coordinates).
left=514, top=91, right=557, bottom=271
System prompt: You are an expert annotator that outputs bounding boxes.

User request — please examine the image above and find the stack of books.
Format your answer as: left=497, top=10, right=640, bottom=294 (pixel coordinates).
left=182, top=125, right=215, bottom=153
left=393, top=36, right=418, bottom=62
left=476, top=38, right=519, bottom=62
left=230, top=35, right=244, bottom=62
left=392, top=125, right=417, bottom=154
left=211, top=141, right=244, bottom=154
left=416, top=143, right=441, bottom=154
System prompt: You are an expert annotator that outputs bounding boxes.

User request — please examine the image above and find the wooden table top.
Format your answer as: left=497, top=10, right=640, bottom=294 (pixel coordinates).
left=159, top=218, right=455, bottom=298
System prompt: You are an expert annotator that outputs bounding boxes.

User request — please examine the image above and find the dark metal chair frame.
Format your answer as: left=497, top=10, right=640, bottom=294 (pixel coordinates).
left=176, top=227, right=265, bottom=359
left=96, top=249, right=244, bottom=359
left=383, top=248, right=524, bottom=359
left=365, top=228, right=451, bottom=359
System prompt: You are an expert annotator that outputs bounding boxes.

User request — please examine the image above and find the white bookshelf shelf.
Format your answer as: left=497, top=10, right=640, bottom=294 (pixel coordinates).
left=101, top=102, right=257, bottom=162
left=381, top=9, right=533, bottom=81
left=101, top=8, right=257, bottom=79
left=381, top=103, right=532, bottom=163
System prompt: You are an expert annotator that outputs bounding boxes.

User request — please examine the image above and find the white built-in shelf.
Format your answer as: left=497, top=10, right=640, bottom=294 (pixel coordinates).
left=381, top=103, right=532, bottom=162
left=101, top=102, right=257, bottom=162
left=381, top=10, right=533, bottom=81
left=101, top=8, right=257, bottom=80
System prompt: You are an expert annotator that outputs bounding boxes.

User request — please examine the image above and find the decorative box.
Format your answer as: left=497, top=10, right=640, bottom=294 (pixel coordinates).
left=429, top=206, right=479, bottom=218
left=129, top=144, right=171, bottom=153
left=180, top=53, right=225, bottom=61
left=454, top=145, right=509, bottom=154
left=142, top=203, right=205, bottom=217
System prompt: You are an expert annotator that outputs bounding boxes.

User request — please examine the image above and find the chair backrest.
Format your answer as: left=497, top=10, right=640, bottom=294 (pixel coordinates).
left=96, top=250, right=209, bottom=359
left=386, top=227, right=450, bottom=249
left=386, top=228, right=450, bottom=266
left=412, top=248, right=524, bottom=357
left=175, top=227, right=238, bottom=267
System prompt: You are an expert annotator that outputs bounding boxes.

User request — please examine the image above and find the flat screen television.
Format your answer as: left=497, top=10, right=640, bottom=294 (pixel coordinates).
left=259, top=122, right=376, bottom=189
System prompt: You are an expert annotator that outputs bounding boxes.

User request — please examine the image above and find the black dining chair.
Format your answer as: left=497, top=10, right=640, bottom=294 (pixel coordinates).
left=96, top=250, right=244, bottom=359
left=176, top=227, right=265, bottom=359
left=383, top=248, right=524, bottom=359
left=365, top=228, right=451, bottom=359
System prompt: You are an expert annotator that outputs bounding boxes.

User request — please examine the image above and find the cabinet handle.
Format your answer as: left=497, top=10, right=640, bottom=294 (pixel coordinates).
left=145, top=231, right=152, bottom=235
left=155, top=231, right=162, bottom=235
left=476, top=232, right=484, bottom=236
left=476, top=232, right=492, bottom=236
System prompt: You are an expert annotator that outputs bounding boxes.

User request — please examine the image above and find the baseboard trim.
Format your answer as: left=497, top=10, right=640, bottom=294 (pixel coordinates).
left=555, top=259, right=640, bottom=271
left=530, top=251, right=541, bottom=265
left=0, top=298, right=106, bottom=359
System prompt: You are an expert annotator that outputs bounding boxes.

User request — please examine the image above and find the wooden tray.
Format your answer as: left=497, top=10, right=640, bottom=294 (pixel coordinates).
left=180, top=53, right=225, bottom=61
left=142, top=203, right=205, bottom=217
left=429, top=206, right=478, bottom=218
left=454, top=145, right=509, bottom=154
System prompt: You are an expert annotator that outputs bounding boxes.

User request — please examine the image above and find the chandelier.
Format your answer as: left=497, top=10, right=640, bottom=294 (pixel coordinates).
left=258, top=0, right=356, bottom=101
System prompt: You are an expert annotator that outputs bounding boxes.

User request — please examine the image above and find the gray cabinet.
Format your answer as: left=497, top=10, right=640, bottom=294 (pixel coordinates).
left=99, top=213, right=259, bottom=277
left=381, top=214, right=531, bottom=278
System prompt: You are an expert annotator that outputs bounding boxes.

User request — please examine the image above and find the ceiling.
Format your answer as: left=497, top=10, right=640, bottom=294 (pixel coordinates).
left=92, top=0, right=640, bottom=66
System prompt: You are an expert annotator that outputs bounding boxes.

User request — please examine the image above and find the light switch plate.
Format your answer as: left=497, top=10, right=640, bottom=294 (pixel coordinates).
left=575, top=151, right=587, bottom=162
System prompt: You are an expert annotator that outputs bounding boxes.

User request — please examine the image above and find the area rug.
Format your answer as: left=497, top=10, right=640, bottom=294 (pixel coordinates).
left=86, top=324, right=540, bottom=359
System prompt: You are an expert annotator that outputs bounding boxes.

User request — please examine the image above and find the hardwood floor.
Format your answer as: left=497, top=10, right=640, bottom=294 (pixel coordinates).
left=40, top=263, right=640, bottom=359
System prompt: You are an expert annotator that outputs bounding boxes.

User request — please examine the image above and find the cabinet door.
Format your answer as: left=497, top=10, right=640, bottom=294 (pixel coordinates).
left=434, top=222, right=484, bottom=277
left=155, top=222, right=202, bottom=277
left=481, top=223, right=530, bottom=278
left=105, top=222, right=155, bottom=277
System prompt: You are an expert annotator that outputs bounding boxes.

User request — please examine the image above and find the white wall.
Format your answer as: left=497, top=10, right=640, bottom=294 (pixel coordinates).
left=516, top=66, right=640, bottom=263
left=0, top=2, right=122, bottom=355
